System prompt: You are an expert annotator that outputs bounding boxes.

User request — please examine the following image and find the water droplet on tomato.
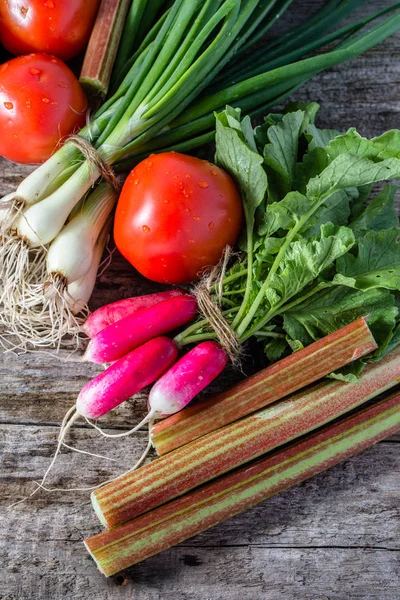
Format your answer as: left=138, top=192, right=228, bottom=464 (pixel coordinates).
left=45, top=0, right=55, bottom=7
left=210, top=169, right=218, bottom=176
left=163, top=199, right=168, bottom=204
left=26, top=100, right=32, bottom=108
left=193, top=216, right=200, bottom=221
left=29, top=68, right=41, bottom=76
left=42, top=98, right=50, bottom=104
left=198, top=181, right=209, bottom=188
left=208, top=221, right=214, bottom=230
left=57, top=82, right=68, bottom=88
left=184, top=208, right=190, bottom=213
left=142, top=225, right=150, bottom=233
left=134, top=179, right=140, bottom=185
left=4, top=102, right=13, bottom=110
left=164, top=171, right=169, bottom=175
left=189, top=239, right=195, bottom=244
left=185, top=173, right=191, bottom=178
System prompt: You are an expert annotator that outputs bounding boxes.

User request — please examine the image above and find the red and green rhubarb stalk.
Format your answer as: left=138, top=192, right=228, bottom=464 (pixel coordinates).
left=92, top=344, right=400, bottom=530
left=80, top=0, right=132, bottom=96
left=152, top=317, right=376, bottom=455
left=85, top=390, right=400, bottom=576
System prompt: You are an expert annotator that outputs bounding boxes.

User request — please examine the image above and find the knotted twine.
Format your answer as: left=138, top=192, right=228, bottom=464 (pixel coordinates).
left=193, top=246, right=242, bottom=366
left=67, top=135, right=121, bottom=195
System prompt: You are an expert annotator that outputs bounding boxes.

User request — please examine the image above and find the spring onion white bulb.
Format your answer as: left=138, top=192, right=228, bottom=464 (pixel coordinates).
left=46, top=183, right=116, bottom=286
left=66, top=218, right=112, bottom=316
left=16, top=162, right=99, bottom=247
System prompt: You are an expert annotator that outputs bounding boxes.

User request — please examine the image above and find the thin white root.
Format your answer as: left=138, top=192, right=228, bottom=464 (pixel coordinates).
left=37, top=409, right=80, bottom=491
left=8, top=412, right=155, bottom=504
left=93, top=419, right=155, bottom=490
left=36, top=419, right=155, bottom=493
left=0, top=195, right=26, bottom=234
left=61, top=442, right=118, bottom=462
left=7, top=406, right=79, bottom=507
left=0, top=266, right=87, bottom=354
left=84, top=409, right=156, bottom=438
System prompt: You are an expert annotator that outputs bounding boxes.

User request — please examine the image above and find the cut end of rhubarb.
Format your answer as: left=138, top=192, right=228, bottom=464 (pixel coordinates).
left=79, top=76, right=108, bottom=98
left=91, top=491, right=109, bottom=529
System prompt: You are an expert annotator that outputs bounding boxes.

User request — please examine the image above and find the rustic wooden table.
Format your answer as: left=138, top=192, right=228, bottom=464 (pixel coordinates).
left=1, top=2, right=399, bottom=599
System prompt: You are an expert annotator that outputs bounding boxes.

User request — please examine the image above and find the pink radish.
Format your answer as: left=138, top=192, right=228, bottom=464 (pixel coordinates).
left=33, top=336, right=179, bottom=495
left=148, top=342, right=228, bottom=418
left=77, top=337, right=179, bottom=419
left=83, top=294, right=197, bottom=364
left=90, top=342, right=228, bottom=439
left=83, top=289, right=185, bottom=338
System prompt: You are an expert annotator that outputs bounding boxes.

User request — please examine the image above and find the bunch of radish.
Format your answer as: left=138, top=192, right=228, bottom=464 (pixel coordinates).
left=36, top=290, right=227, bottom=493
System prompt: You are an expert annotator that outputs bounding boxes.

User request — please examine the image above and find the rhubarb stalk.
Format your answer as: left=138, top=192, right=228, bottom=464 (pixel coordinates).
left=85, top=390, right=400, bottom=576
left=80, top=0, right=132, bottom=97
left=92, top=345, right=400, bottom=530
left=152, top=318, right=376, bottom=456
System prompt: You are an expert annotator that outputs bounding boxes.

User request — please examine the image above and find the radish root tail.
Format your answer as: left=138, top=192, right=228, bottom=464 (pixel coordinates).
left=85, top=409, right=157, bottom=438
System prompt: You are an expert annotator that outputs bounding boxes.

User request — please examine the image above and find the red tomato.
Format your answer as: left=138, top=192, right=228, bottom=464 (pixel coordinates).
left=114, top=152, right=244, bottom=285
left=0, top=0, right=100, bottom=61
left=0, top=53, right=87, bottom=164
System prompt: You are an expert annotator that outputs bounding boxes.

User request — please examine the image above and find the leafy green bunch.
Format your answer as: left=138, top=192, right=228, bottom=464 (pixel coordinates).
left=179, top=103, right=400, bottom=380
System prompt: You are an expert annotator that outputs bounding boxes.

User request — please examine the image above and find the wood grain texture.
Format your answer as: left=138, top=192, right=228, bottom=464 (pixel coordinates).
left=1, top=1, right=400, bottom=598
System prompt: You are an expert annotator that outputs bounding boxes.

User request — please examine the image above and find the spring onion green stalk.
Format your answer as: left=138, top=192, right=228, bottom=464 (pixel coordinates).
left=110, top=0, right=168, bottom=90
left=1, top=0, right=400, bottom=351
left=117, top=3, right=400, bottom=164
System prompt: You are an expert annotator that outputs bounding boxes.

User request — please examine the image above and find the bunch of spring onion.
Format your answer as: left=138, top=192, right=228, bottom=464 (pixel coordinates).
left=1, top=0, right=400, bottom=352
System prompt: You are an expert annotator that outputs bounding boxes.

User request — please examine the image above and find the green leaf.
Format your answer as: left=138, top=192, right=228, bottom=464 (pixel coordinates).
left=349, top=184, right=399, bottom=236
left=327, top=368, right=361, bottom=383
left=264, top=337, right=288, bottom=362
left=263, top=110, right=305, bottom=199
left=327, top=128, right=400, bottom=162
left=335, top=229, right=400, bottom=290
left=215, top=108, right=268, bottom=234
left=294, top=147, right=329, bottom=193
left=307, top=154, right=400, bottom=200
left=301, top=188, right=355, bottom=237
left=259, top=191, right=311, bottom=237
left=283, top=286, right=398, bottom=354
left=305, top=124, right=341, bottom=151
left=283, top=101, right=320, bottom=133
left=267, top=223, right=355, bottom=308
left=379, top=321, right=400, bottom=358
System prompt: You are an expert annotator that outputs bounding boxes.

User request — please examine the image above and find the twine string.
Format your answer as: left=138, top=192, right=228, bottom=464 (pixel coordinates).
left=67, top=135, right=120, bottom=195
left=193, top=246, right=241, bottom=365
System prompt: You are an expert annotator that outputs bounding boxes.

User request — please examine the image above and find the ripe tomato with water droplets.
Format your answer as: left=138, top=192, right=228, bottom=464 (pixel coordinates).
left=114, top=152, right=244, bottom=284
left=0, top=54, right=87, bottom=164
left=0, top=0, right=101, bottom=61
